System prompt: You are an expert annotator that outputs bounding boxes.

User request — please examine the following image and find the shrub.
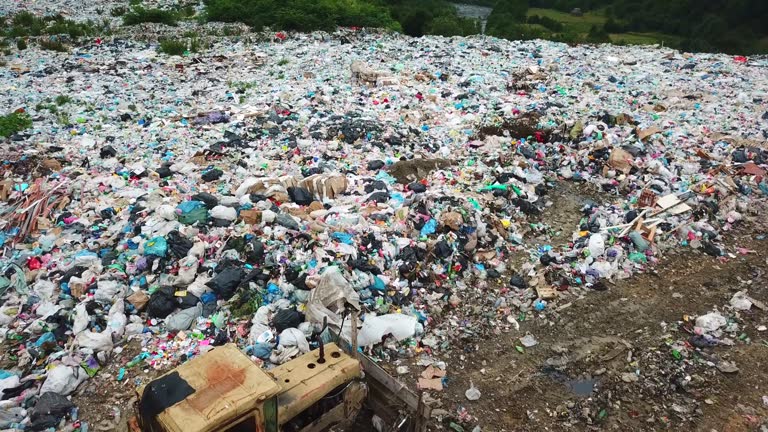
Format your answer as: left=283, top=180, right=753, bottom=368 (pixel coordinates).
left=123, top=7, right=178, bottom=26
left=12, top=11, right=37, bottom=27
left=586, top=25, right=611, bottom=43
left=158, top=38, right=200, bottom=55
left=55, top=95, right=72, bottom=106
left=111, top=7, right=127, bottom=17
left=0, top=112, right=32, bottom=138
left=39, top=39, right=67, bottom=52
left=179, top=5, right=196, bottom=18
left=16, top=39, right=27, bottom=50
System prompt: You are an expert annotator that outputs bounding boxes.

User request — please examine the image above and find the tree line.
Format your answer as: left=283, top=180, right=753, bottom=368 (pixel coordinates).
left=202, top=0, right=767, bottom=54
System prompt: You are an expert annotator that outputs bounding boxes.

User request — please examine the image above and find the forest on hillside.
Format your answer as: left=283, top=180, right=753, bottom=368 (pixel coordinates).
left=202, top=0, right=768, bottom=54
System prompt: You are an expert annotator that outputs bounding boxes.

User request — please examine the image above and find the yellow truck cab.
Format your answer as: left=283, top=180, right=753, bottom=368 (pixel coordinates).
left=136, top=343, right=364, bottom=432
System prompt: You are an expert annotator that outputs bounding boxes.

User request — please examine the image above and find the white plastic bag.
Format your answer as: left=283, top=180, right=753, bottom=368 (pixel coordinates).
left=358, top=314, right=418, bottom=347
left=0, top=375, right=20, bottom=395
left=210, top=205, right=237, bottom=221
left=186, top=275, right=211, bottom=298
left=72, top=303, right=89, bottom=335
left=76, top=330, right=113, bottom=352
left=730, top=291, right=752, bottom=311
left=125, top=323, right=145, bottom=336
left=156, top=204, right=177, bottom=221
left=172, top=256, right=199, bottom=287
left=33, top=280, right=56, bottom=301
left=587, top=234, right=605, bottom=257
left=248, top=306, right=272, bottom=345
left=695, top=312, right=727, bottom=333
left=94, top=280, right=125, bottom=303
left=40, top=366, right=87, bottom=396
left=107, top=299, right=127, bottom=337
left=278, top=328, right=310, bottom=353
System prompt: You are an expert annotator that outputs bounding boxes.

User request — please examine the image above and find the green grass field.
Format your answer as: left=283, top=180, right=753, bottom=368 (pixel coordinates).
left=527, top=7, right=605, bottom=33
left=610, top=32, right=681, bottom=47
left=526, top=7, right=679, bottom=47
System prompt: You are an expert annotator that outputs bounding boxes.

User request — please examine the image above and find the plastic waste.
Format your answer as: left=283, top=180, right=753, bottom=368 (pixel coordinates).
left=144, top=236, right=168, bottom=257
left=94, top=280, right=125, bottom=303
left=72, top=303, right=89, bottom=335
left=358, top=314, right=418, bottom=346
left=40, top=366, right=88, bottom=396
left=0, top=405, right=26, bottom=429
left=166, top=304, right=202, bottom=331
left=206, top=267, right=244, bottom=299
left=75, top=330, right=113, bottom=352
left=278, top=328, right=310, bottom=353
left=695, top=312, right=727, bottom=333
left=210, top=205, right=237, bottom=221
left=729, top=291, right=752, bottom=311
left=465, top=380, right=481, bottom=401
left=29, top=392, right=74, bottom=431
left=272, top=308, right=303, bottom=333
left=106, top=299, right=127, bottom=337
left=176, top=201, right=208, bottom=225
left=147, top=286, right=177, bottom=318
left=587, top=234, right=605, bottom=257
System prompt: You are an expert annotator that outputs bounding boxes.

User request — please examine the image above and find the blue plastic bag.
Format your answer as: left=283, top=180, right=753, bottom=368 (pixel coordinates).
left=145, top=237, right=168, bottom=257
left=420, top=219, right=437, bottom=236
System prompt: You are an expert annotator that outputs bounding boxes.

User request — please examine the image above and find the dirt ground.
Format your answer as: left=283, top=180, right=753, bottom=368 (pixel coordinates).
left=384, top=183, right=768, bottom=431
left=72, top=182, right=768, bottom=432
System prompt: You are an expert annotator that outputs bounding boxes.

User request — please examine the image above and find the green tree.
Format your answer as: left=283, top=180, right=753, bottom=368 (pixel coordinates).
left=586, top=24, right=610, bottom=43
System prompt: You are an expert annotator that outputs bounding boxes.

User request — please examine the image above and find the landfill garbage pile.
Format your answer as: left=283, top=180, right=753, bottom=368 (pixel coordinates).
left=0, top=17, right=767, bottom=430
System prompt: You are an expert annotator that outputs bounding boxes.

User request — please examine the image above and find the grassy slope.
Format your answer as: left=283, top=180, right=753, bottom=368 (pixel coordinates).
left=526, top=7, right=678, bottom=47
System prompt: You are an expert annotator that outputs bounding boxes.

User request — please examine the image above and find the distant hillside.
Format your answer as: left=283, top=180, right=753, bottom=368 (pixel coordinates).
left=201, top=0, right=768, bottom=54
left=525, top=0, right=768, bottom=54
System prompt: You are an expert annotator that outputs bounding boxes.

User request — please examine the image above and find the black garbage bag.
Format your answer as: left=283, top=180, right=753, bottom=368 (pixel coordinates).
left=364, top=180, right=388, bottom=194
left=367, top=191, right=389, bottom=203
left=284, top=267, right=300, bottom=282
left=167, top=230, right=193, bottom=258
left=367, top=160, right=385, bottom=170
left=210, top=217, right=232, bottom=227
left=29, top=392, right=75, bottom=431
left=177, top=293, right=200, bottom=309
left=287, top=187, right=313, bottom=206
left=58, top=265, right=86, bottom=284
left=244, top=239, right=264, bottom=264
left=702, top=241, right=722, bottom=257
left=156, top=167, right=173, bottom=178
left=206, top=267, right=245, bottom=299
left=249, top=193, right=268, bottom=203
left=139, top=372, right=195, bottom=429
left=349, top=257, right=381, bottom=275
left=201, top=169, right=223, bottom=182
left=509, top=274, right=527, bottom=289
left=272, top=308, right=303, bottom=333
left=486, top=268, right=501, bottom=279
left=147, top=286, right=177, bottom=318
left=434, top=240, right=452, bottom=259
left=191, top=192, right=218, bottom=209
left=514, top=198, right=541, bottom=215
left=100, top=145, right=117, bottom=158
left=408, top=182, right=426, bottom=193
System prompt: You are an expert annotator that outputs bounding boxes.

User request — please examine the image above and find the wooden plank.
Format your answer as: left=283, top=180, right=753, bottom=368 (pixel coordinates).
left=297, top=403, right=345, bottom=432
left=358, top=354, right=431, bottom=418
